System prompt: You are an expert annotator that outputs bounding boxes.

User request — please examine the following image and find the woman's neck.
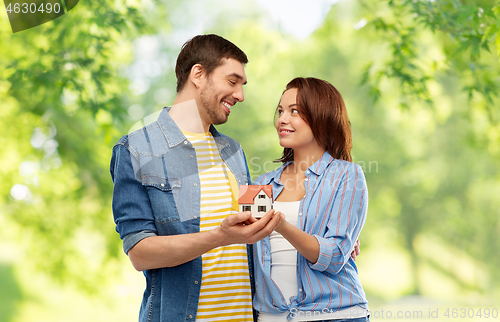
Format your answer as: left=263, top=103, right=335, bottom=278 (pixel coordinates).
left=287, top=146, right=326, bottom=174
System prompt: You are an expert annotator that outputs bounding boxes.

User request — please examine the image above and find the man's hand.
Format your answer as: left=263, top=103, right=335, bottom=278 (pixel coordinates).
left=350, top=238, right=360, bottom=261
left=215, top=209, right=282, bottom=246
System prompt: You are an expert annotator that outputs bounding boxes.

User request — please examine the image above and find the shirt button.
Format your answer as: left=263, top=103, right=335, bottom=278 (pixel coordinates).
left=189, top=314, right=193, bottom=319
left=190, top=154, right=194, bottom=158
left=194, top=183, right=198, bottom=186
left=161, top=183, right=165, bottom=187
left=194, top=280, right=198, bottom=284
left=299, top=212, right=302, bottom=216
left=184, top=141, right=188, bottom=145
left=304, top=178, right=309, bottom=181
left=194, top=216, right=197, bottom=219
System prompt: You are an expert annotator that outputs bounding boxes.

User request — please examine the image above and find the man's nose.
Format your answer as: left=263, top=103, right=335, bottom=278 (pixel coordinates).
left=233, top=85, right=244, bottom=102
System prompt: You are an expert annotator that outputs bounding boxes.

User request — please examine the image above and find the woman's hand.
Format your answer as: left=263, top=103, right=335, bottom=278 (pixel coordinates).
left=273, top=213, right=287, bottom=233
left=350, top=239, right=361, bottom=261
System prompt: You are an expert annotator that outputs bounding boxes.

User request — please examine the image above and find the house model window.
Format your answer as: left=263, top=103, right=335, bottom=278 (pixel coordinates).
left=238, top=185, right=273, bottom=218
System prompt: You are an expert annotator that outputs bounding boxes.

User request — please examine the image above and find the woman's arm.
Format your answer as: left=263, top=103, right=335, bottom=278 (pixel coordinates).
left=274, top=219, right=320, bottom=263
left=311, top=162, right=368, bottom=273
left=275, top=162, right=367, bottom=270
left=274, top=217, right=361, bottom=265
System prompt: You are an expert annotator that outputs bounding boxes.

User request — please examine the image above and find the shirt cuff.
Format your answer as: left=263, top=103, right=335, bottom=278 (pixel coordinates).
left=308, top=235, right=337, bottom=272
left=123, top=230, right=157, bottom=254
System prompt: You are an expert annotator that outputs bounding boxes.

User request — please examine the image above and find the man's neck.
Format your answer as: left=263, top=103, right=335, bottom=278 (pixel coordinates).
left=169, top=97, right=210, bottom=133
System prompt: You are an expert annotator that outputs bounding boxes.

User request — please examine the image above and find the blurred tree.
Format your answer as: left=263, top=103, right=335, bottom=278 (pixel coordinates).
left=359, top=0, right=500, bottom=115
left=351, top=1, right=500, bottom=295
left=307, top=0, right=500, bottom=297
left=0, top=264, right=23, bottom=321
left=168, top=0, right=500, bottom=299
left=0, top=0, right=151, bottom=292
left=1, top=0, right=499, bottom=307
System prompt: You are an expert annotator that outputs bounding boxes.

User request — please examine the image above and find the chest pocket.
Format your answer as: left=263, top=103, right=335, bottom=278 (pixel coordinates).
left=142, top=175, right=182, bottom=224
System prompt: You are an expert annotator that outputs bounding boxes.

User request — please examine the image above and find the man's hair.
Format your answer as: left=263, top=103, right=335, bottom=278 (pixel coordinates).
left=276, top=77, right=353, bottom=163
left=175, top=34, right=248, bottom=92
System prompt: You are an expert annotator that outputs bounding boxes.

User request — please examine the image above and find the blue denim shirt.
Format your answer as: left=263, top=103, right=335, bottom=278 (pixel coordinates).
left=110, top=107, right=252, bottom=322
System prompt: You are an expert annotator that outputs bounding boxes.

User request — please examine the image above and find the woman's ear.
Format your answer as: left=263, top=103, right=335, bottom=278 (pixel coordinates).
left=189, top=64, right=205, bottom=89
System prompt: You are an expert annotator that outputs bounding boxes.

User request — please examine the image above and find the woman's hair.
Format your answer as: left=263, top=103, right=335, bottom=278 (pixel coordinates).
left=276, top=77, right=352, bottom=163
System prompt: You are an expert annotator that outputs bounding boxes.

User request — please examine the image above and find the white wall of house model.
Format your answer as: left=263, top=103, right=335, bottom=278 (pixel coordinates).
left=238, top=185, right=273, bottom=218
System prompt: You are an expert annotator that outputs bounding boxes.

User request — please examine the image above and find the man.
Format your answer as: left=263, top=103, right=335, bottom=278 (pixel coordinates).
left=110, top=34, right=282, bottom=322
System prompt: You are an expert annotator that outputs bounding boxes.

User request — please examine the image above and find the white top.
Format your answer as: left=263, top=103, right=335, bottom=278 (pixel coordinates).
left=258, top=201, right=368, bottom=322
left=269, top=201, right=300, bottom=304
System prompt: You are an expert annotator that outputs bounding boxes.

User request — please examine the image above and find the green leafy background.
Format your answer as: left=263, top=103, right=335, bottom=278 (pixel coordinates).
left=0, top=0, right=499, bottom=321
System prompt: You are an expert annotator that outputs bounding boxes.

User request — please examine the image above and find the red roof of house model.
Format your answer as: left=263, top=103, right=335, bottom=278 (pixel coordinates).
left=238, top=185, right=272, bottom=204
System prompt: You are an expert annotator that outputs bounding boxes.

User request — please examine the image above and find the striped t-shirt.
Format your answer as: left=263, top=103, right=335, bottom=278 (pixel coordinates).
left=183, top=131, right=253, bottom=322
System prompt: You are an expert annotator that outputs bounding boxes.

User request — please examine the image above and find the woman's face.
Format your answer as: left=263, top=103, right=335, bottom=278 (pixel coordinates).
left=275, top=88, right=317, bottom=150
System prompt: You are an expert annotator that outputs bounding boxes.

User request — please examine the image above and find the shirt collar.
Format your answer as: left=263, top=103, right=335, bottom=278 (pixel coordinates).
left=209, top=125, right=230, bottom=150
left=271, top=162, right=291, bottom=185
left=272, top=151, right=334, bottom=183
left=156, top=106, right=226, bottom=149
left=156, top=107, right=184, bottom=148
left=308, top=150, right=334, bottom=176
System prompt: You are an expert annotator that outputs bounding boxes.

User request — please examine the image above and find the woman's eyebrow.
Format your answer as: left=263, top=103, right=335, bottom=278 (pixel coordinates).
left=278, top=104, right=297, bottom=108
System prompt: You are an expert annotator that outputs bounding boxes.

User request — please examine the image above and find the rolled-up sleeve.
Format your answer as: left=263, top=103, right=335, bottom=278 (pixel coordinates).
left=309, top=163, right=368, bottom=273
left=123, top=230, right=157, bottom=254
left=110, top=143, right=158, bottom=254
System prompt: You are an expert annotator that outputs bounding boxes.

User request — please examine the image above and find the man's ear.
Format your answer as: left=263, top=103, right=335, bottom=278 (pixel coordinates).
left=189, top=64, right=205, bottom=89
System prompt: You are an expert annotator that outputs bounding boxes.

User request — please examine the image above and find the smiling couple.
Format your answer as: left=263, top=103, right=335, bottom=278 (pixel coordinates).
left=110, top=34, right=369, bottom=322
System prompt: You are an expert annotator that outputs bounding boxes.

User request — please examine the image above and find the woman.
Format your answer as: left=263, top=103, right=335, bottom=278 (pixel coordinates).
left=252, top=77, right=369, bottom=322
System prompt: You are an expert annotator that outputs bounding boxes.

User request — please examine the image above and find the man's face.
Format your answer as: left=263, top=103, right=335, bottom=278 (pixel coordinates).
left=198, top=58, right=247, bottom=126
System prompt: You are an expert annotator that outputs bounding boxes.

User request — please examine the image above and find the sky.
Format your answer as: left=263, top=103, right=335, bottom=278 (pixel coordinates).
left=126, top=0, right=342, bottom=99
left=253, top=0, right=339, bottom=39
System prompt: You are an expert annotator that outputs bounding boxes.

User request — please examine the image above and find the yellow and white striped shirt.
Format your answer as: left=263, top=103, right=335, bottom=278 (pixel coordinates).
left=183, top=131, right=253, bottom=322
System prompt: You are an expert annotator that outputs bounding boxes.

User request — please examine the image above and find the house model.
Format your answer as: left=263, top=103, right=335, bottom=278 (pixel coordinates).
left=238, top=185, right=273, bottom=217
